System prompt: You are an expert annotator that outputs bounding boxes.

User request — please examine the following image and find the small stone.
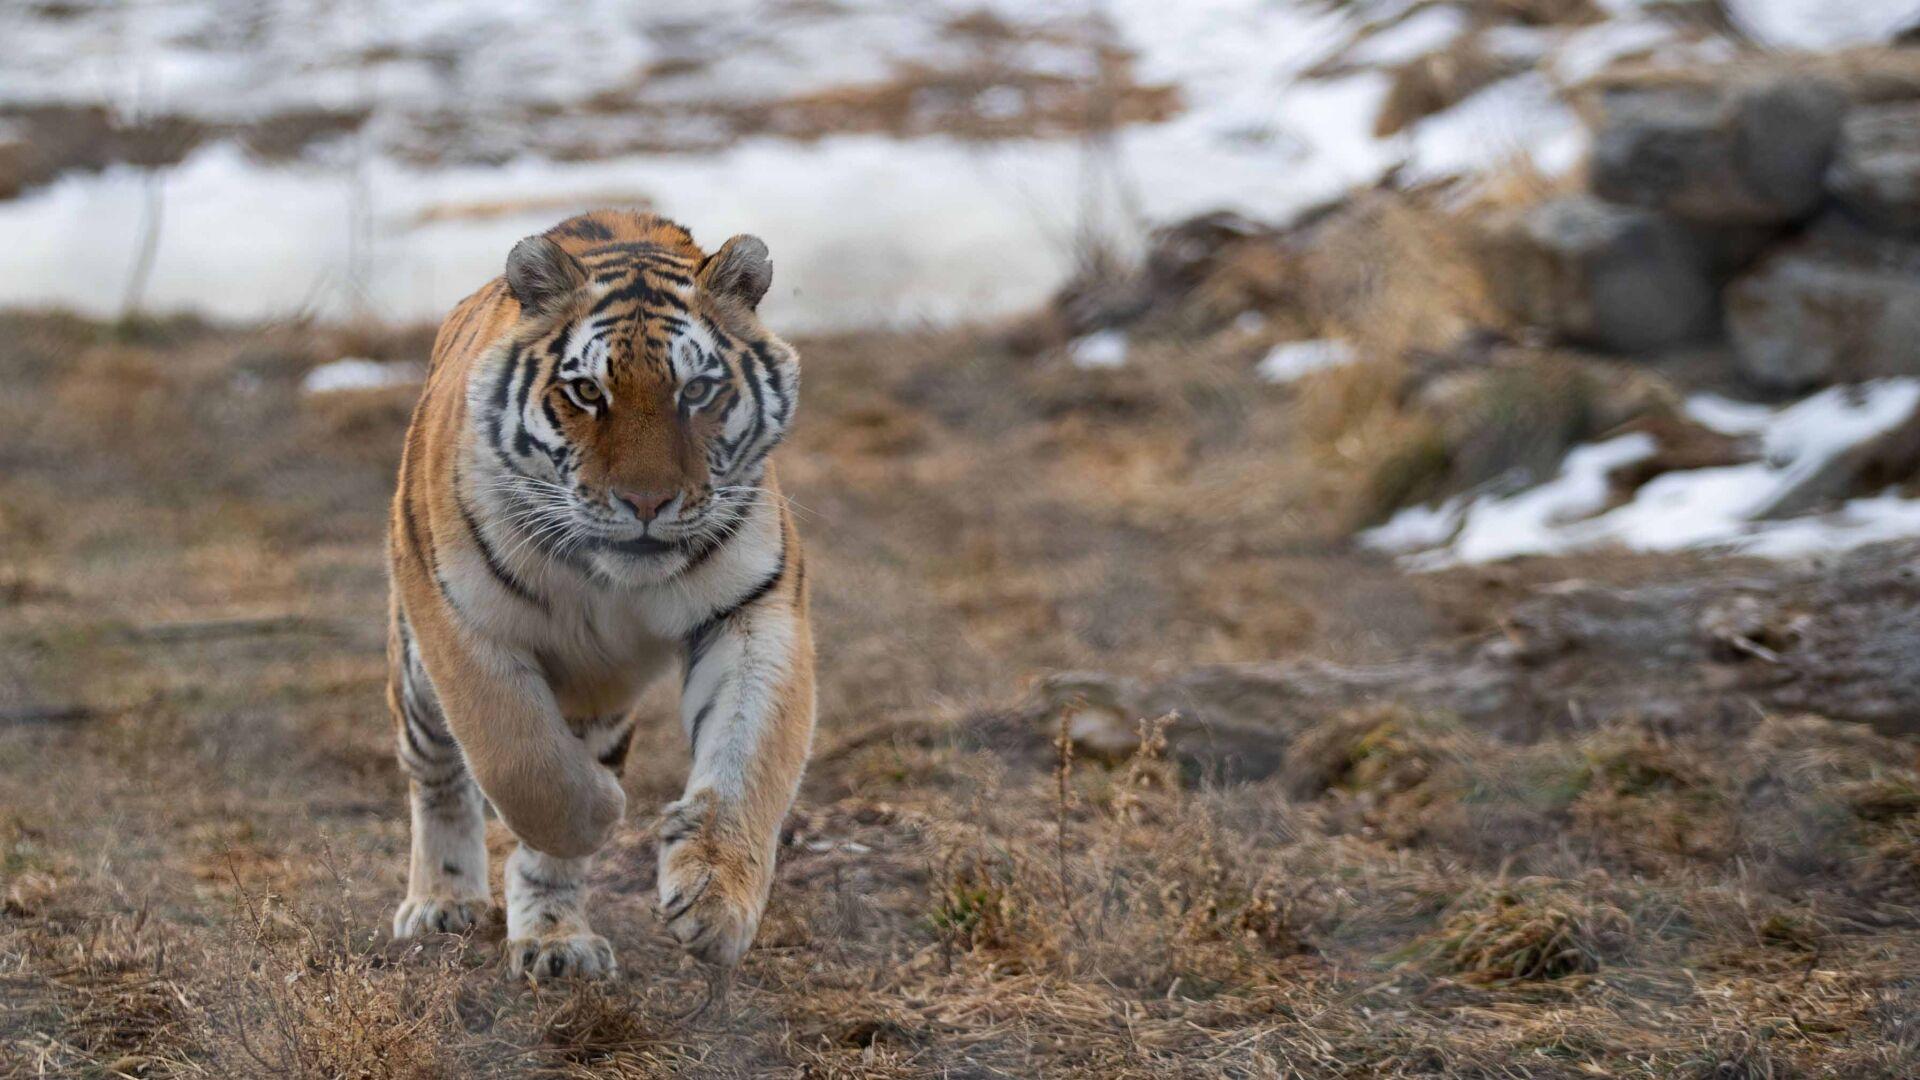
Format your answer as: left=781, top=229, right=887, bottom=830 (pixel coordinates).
left=1065, top=704, right=1142, bottom=762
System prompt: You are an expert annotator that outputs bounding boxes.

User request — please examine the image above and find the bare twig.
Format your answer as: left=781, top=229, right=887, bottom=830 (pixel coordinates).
left=1053, top=703, right=1086, bottom=944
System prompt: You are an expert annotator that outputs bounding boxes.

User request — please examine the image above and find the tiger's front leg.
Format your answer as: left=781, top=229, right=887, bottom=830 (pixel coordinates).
left=658, top=574, right=815, bottom=966
left=390, top=619, right=493, bottom=938
left=503, top=717, right=633, bottom=980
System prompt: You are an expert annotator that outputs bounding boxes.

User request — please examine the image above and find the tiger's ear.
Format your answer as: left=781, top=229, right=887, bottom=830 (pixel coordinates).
left=505, top=235, right=585, bottom=316
left=698, top=234, right=772, bottom=311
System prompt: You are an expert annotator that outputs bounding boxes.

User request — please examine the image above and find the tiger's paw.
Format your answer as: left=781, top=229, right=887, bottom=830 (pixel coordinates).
left=657, top=796, right=766, bottom=968
left=505, top=932, right=617, bottom=980
left=393, top=894, right=493, bottom=939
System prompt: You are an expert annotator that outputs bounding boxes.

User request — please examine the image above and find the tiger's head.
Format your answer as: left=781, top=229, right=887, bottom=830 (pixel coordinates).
left=475, top=211, right=797, bottom=564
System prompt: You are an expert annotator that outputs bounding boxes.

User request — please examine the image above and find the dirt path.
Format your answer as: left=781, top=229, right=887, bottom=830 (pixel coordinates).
left=3, top=312, right=1917, bottom=1077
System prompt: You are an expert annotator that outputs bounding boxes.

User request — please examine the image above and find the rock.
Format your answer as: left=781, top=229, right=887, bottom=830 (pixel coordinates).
left=1064, top=704, right=1142, bottom=761
left=1590, top=76, right=1846, bottom=224
left=1033, top=671, right=1289, bottom=782
left=1827, top=101, right=1920, bottom=234
left=1478, top=195, right=1718, bottom=353
left=1727, top=218, right=1920, bottom=390
left=1041, top=672, right=1145, bottom=761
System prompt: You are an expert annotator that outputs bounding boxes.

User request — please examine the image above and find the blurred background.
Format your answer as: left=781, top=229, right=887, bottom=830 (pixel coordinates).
left=2, top=0, right=1910, bottom=330
left=6, top=1, right=1920, bottom=1076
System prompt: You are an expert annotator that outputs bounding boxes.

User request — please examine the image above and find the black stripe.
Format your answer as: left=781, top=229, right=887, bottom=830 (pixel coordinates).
left=538, top=384, right=567, bottom=442
left=737, top=341, right=771, bottom=448
left=399, top=658, right=455, bottom=748
left=684, top=534, right=787, bottom=668
left=508, top=329, right=567, bottom=462
left=688, top=699, right=716, bottom=752
left=749, top=341, right=783, bottom=400
left=454, top=483, right=547, bottom=613
left=416, top=771, right=470, bottom=793
left=399, top=711, right=431, bottom=762
left=597, top=736, right=632, bottom=774
left=398, top=412, right=439, bottom=573
left=400, top=490, right=433, bottom=571
left=516, top=867, right=576, bottom=894
left=556, top=217, right=614, bottom=241
left=408, top=714, right=454, bottom=753
left=488, top=344, right=525, bottom=451
left=588, top=277, right=678, bottom=317
left=402, top=671, right=443, bottom=735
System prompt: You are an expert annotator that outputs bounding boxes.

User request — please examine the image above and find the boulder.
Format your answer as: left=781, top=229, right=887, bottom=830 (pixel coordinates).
left=1479, top=195, right=1718, bottom=353
left=1590, top=76, right=1846, bottom=224
left=1827, top=101, right=1920, bottom=234
left=1727, top=218, right=1920, bottom=391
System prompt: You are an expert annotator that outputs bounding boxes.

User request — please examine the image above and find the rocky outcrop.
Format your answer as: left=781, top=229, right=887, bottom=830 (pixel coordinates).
left=1486, top=61, right=1920, bottom=390
left=1590, top=77, right=1847, bottom=224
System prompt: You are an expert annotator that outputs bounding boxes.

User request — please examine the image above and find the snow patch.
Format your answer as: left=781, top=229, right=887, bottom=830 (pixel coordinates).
left=1401, top=73, right=1588, bottom=181
left=1069, top=329, right=1130, bottom=369
left=1257, top=339, right=1357, bottom=383
left=1419, top=433, right=1659, bottom=566
left=1342, top=6, right=1471, bottom=67
left=302, top=358, right=424, bottom=395
left=1683, top=392, right=1777, bottom=437
left=1552, top=19, right=1675, bottom=83
left=1359, top=496, right=1470, bottom=554
left=1725, top=0, right=1920, bottom=50
left=1372, top=380, right=1920, bottom=566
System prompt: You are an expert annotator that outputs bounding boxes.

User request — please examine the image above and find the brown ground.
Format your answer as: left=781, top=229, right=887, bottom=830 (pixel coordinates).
left=2, top=309, right=1918, bottom=1078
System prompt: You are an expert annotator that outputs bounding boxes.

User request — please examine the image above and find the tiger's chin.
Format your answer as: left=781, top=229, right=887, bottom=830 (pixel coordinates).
left=575, top=522, right=726, bottom=586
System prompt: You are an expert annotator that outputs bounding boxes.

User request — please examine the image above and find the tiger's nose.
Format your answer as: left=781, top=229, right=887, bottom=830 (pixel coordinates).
left=614, top=488, right=675, bottom=521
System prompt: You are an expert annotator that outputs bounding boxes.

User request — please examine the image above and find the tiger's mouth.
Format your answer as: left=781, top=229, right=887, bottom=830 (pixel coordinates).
left=595, top=532, right=681, bottom=556
left=578, top=496, right=742, bottom=560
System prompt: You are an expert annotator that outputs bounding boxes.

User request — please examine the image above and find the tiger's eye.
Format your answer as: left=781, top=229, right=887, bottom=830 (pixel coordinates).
left=682, top=377, right=720, bottom=407
left=571, top=380, right=603, bottom=403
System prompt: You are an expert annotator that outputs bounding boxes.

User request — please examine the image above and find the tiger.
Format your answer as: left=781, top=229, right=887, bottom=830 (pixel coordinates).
left=384, top=209, right=814, bottom=978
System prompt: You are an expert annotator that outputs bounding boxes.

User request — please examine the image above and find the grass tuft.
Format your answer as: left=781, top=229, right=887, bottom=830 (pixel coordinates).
left=1419, top=880, right=1635, bottom=982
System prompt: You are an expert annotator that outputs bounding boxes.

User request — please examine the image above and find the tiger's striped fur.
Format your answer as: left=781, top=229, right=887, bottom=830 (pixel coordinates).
left=386, top=210, right=814, bottom=975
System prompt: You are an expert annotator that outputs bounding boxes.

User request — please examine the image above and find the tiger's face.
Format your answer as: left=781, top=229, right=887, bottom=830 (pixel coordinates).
left=478, top=216, right=796, bottom=561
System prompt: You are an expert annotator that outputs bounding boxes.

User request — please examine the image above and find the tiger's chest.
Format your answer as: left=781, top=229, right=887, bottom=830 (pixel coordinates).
left=520, top=582, right=682, bottom=720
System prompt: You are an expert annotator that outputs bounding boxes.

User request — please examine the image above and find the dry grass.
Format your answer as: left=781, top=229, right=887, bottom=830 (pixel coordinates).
left=1417, top=880, right=1636, bottom=982
left=2, top=306, right=1919, bottom=1078
left=1374, top=41, right=1527, bottom=138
